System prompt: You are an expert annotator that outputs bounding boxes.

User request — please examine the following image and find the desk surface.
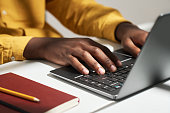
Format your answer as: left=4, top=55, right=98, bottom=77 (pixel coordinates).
left=1, top=59, right=170, bottom=113
left=1, top=60, right=170, bottom=113
left=0, top=37, right=170, bottom=113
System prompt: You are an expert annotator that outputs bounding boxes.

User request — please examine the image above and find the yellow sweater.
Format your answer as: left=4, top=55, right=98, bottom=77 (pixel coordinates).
left=0, top=0, right=128, bottom=64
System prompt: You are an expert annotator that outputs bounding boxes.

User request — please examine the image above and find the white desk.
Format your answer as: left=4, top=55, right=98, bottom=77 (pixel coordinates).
left=96, top=81, right=170, bottom=113
left=1, top=52, right=170, bottom=113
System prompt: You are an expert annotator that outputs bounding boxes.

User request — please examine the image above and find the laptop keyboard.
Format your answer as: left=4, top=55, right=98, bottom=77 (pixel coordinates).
left=75, top=63, right=134, bottom=92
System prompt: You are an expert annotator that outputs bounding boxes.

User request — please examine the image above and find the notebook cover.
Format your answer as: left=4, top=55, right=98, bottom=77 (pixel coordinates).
left=0, top=73, right=79, bottom=113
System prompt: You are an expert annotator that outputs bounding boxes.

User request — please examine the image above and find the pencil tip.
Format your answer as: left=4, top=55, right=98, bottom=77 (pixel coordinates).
left=34, top=98, right=40, bottom=102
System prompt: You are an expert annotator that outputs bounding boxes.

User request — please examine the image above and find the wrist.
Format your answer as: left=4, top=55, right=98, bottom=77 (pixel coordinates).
left=23, top=37, right=46, bottom=59
left=115, top=22, right=138, bottom=41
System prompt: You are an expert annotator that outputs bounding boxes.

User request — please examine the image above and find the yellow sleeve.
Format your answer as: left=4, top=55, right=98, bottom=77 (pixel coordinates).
left=46, top=0, right=129, bottom=42
left=0, top=35, right=32, bottom=64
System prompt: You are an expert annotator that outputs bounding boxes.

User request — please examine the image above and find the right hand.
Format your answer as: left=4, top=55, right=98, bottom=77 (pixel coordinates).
left=23, top=37, right=122, bottom=75
left=115, top=22, right=148, bottom=57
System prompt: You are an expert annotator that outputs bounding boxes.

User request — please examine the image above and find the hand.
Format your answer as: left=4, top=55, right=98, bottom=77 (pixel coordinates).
left=116, top=22, right=148, bottom=57
left=23, top=38, right=122, bottom=75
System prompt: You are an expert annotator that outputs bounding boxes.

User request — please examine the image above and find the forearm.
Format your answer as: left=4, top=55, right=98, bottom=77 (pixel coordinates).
left=47, top=0, right=129, bottom=42
left=23, top=37, right=54, bottom=60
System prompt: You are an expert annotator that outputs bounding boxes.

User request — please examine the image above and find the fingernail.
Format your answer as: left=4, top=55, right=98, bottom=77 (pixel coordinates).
left=82, top=68, right=89, bottom=75
left=136, top=50, right=141, bottom=57
left=98, top=67, right=105, bottom=75
left=117, top=60, right=122, bottom=66
left=110, top=65, right=117, bottom=72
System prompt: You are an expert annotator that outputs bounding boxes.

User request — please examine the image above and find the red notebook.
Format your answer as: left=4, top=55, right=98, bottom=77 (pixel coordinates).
left=0, top=73, right=79, bottom=113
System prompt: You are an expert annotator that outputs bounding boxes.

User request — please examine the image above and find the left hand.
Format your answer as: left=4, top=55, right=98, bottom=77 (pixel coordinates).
left=115, top=22, right=148, bottom=57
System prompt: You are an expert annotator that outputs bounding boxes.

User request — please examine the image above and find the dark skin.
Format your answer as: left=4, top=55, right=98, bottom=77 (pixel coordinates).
left=23, top=22, right=148, bottom=75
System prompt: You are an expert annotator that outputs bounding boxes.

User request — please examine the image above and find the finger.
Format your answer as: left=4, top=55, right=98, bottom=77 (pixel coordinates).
left=122, top=38, right=141, bottom=57
left=87, top=46, right=118, bottom=72
left=132, top=30, right=148, bottom=46
left=73, top=50, right=105, bottom=75
left=99, top=45, right=122, bottom=67
left=67, top=55, right=89, bottom=75
left=87, top=41, right=122, bottom=67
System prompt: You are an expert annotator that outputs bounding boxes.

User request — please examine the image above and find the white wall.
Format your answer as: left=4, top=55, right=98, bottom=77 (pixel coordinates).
left=46, top=0, right=170, bottom=37
left=96, top=0, right=170, bottom=25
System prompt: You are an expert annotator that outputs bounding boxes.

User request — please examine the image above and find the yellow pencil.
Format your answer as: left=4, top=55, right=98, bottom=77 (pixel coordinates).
left=0, top=87, right=40, bottom=102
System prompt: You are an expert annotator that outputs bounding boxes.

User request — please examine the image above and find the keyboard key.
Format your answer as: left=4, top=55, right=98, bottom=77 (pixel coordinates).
left=114, top=85, right=121, bottom=89
left=114, top=72, right=122, bottom=76
left=90, top=81, right=98, bottom=85
left=109, top=74, right=117, bottom=78
left=79, top=77, right=86, bottom=81
left=121, top=74, right=128, bottom=78
left=85, top=79, right=93, bottom=83
left=110, top=82, right=119, bottom=87
left=83, top=75, right=91, bottom=79
left=119, top=70, right=128, bottom=74
left=118, top=79, right=125, bottom=83
left=108, top=77, right=118, bottom=82
left=103, top=85, right=109, bottom=89
left=95, top=83, right=103, bottom=87
left=117, top=66, right=125, bottom=71
left=96, top=79, right=112, bottom=85
left=116, top=76, right=124, bottom=80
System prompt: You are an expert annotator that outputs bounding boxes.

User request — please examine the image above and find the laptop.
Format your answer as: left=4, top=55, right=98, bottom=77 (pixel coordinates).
left=50, top=13, right=170, bottom=100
